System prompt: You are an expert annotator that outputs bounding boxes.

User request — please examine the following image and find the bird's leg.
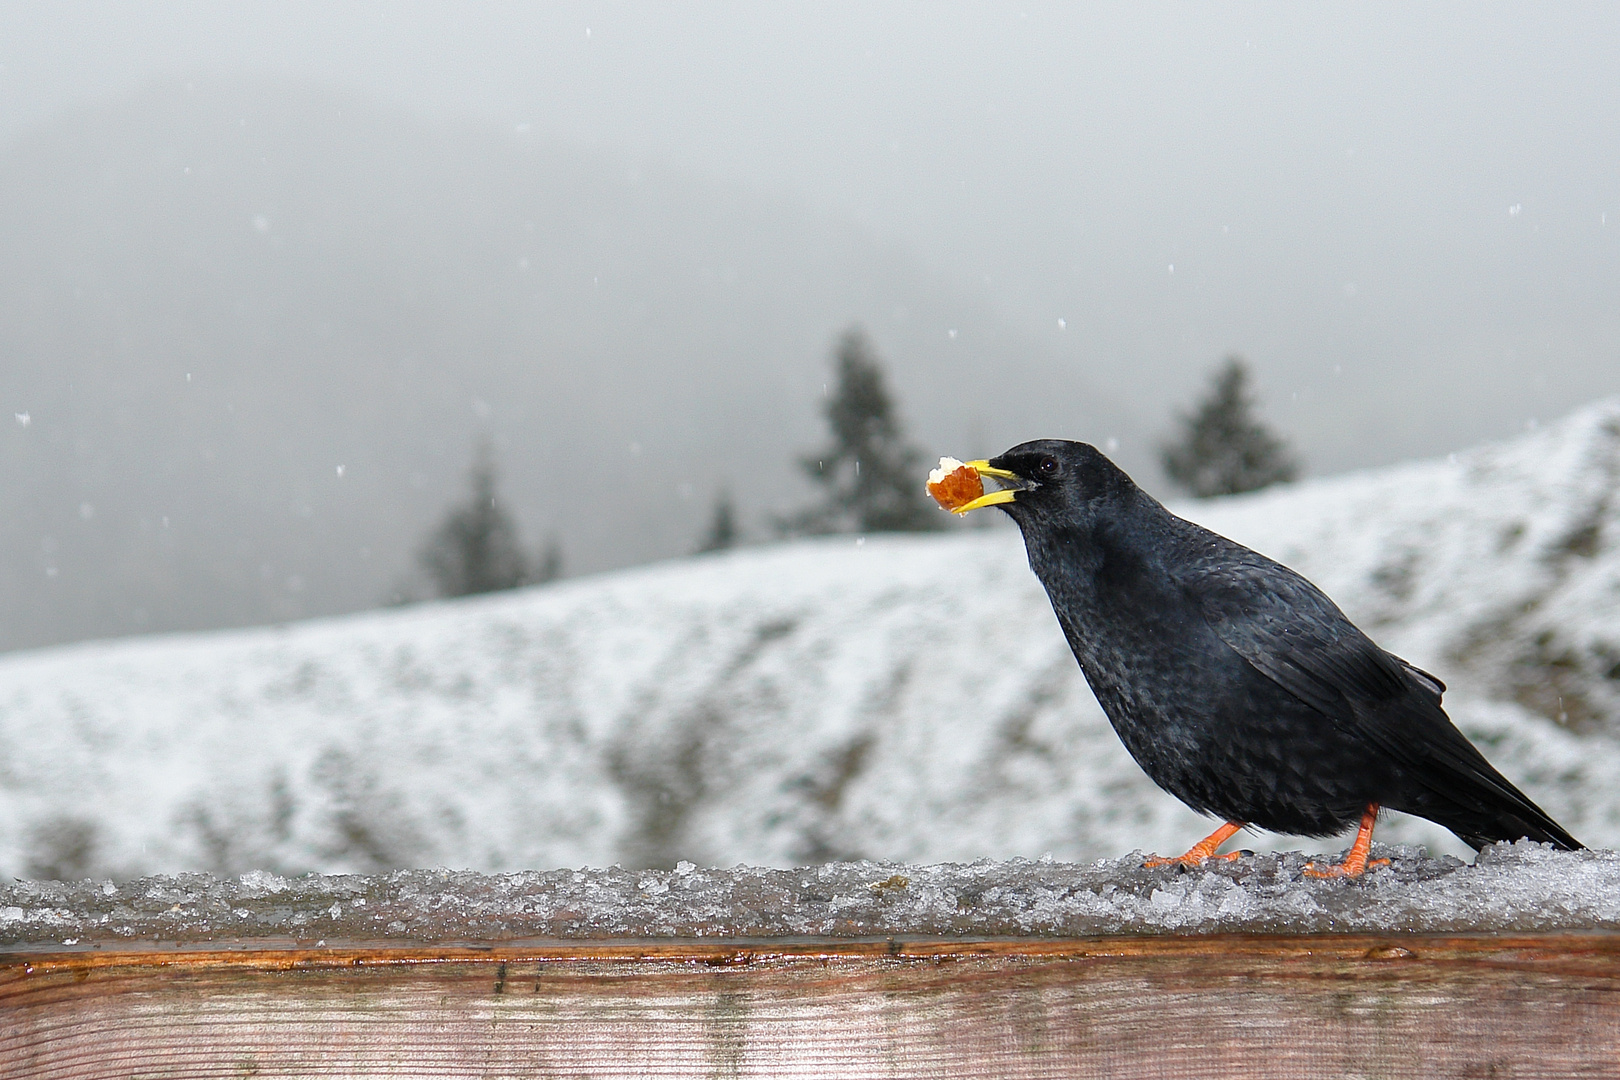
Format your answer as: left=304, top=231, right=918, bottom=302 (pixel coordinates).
left=1143, top=821, right=1247, bottom=868
left=1303, top=803, right=1392, bottom=878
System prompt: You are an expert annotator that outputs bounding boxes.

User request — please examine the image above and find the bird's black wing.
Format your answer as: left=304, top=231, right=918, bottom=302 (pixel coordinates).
left=1171, top=535, right=1412, bottom=718
left=1171, top=531, right=1578, bottom=848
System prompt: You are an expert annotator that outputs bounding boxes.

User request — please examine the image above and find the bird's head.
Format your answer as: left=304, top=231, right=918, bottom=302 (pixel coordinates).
left=952, top=440, right=1136, bottom=523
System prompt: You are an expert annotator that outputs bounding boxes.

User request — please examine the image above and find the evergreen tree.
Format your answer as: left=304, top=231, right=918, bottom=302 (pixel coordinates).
left=1162, top=356, right=1301, bottom=498
left=418, top=444, right=538, bottom=597
left=696, top=489, right=739, bottom=553
left=784, top=326, right=942, bottom=534
left=533, top=534, right=564, bottom=585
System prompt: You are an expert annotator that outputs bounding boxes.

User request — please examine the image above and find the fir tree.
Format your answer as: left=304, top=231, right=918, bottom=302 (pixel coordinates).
left=697, top=489, right=739, bottom=553
left=533, top=534, right=564, bottom=584
left=418, top=444, right=538, bottom=597
left=784, top=326, right=942, bottom=534
left=1162, top=356, right=1300, bottom=498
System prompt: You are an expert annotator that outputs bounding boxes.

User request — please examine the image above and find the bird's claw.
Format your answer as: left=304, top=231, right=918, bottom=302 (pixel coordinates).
left=1143, top=849, right=1246, bottom=870
left=1302, top=857, right=1390, bottom=879
left=1143, top=823, right=1249, bottom=870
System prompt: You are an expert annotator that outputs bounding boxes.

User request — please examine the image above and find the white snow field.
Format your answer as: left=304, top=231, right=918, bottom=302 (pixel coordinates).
left=0, top=400, right=1616, bottom=879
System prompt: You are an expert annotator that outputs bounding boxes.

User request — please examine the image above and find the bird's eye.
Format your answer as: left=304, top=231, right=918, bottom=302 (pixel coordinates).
left=1038, top=456, right=1060, bottom=477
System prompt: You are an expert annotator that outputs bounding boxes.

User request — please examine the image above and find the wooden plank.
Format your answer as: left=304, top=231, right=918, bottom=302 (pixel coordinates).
left=4, top=934, right=1617, bottom=1078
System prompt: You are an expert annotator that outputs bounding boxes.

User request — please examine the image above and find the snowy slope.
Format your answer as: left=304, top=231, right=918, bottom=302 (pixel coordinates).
left=1, top=401, right=1617, bottom=879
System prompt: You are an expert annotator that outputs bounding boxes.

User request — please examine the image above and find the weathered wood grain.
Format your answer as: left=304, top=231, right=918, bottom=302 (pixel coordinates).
left=4, top=935, right=1617, bottom=1078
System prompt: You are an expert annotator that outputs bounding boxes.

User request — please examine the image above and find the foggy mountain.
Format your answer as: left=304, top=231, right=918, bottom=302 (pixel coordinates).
left=0, top=78, right=1134, bottom=652
left=0, top=398, right=1614, bottom=879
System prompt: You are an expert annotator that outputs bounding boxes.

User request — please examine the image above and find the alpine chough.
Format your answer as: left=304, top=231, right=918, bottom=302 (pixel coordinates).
left=942, top=440, right=1582, bottom=876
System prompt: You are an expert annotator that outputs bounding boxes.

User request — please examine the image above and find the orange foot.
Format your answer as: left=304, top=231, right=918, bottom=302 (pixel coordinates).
left=1144, top=821, right=1247, bottom=869
left=1303, top=803, right=1392, bottom=878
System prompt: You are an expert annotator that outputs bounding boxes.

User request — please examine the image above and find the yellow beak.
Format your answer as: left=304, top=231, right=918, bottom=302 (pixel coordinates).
left=965, top=459, right=1019, bottom=481
left=951, top=460, right=1021, bottom=514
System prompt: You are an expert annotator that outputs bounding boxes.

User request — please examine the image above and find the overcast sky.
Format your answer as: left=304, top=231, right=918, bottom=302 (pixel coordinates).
left=3, top=2, right=1618, bottom=472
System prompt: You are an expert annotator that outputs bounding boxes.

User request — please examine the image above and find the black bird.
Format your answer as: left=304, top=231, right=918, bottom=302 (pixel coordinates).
left=947, top=440, right=1582, bottom=875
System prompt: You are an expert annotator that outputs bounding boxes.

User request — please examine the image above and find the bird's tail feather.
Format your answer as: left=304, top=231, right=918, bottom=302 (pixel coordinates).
left=1401, top=747, right=1583, bottom=852
left=1371, top=690, right=1584, bottom=852
left=1442, top=809, right=1583, bottom=852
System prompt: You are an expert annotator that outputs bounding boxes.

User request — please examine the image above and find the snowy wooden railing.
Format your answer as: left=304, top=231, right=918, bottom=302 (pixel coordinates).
left=4, top=845, right=1620, bottom=1078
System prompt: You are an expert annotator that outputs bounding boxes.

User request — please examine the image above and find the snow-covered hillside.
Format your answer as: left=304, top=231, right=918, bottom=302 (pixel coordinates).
left=2, top=401, right=1617, bottom=879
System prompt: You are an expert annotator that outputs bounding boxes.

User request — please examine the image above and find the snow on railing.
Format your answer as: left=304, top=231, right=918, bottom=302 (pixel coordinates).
left=3, top=845, right=1619, bottom=1078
